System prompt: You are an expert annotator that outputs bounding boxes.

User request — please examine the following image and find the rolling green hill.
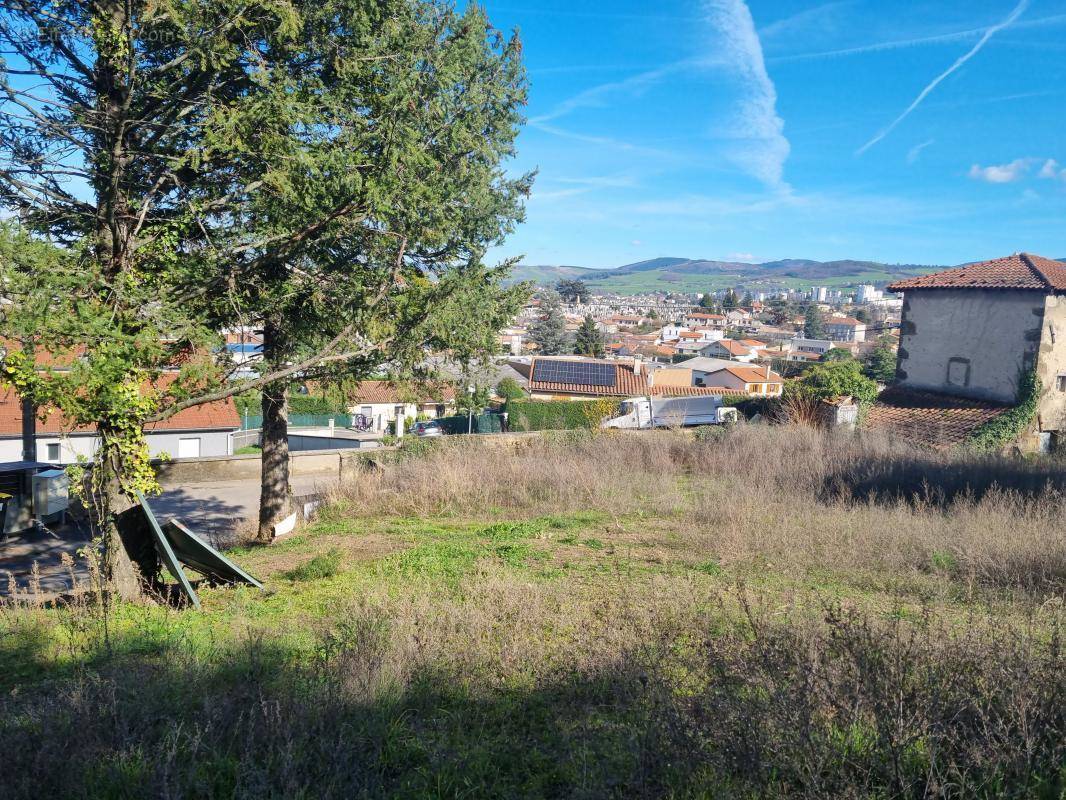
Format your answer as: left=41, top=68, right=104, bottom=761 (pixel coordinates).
left=509, top=257, right=941, bottom=293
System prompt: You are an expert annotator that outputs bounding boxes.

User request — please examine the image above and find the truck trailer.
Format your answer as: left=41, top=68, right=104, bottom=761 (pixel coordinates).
left=601, top=395, right=738, bottom=430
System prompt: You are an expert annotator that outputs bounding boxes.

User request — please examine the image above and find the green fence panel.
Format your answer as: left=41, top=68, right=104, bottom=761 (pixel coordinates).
left=435, top=413, right=503, bottom=435
left=240, top=413, right=351, bottom=430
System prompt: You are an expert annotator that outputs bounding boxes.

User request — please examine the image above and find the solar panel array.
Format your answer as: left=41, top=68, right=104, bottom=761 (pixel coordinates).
left=533, top=359, right=616, bottom=387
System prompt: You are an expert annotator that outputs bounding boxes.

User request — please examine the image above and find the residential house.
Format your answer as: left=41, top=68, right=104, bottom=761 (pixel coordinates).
left=787, top=337, right=833, bottom=361
left=348, top=381, right=456, bottom=432
left=518, top=357, right=746, bottom=401
left=0, top=388, right=239, bottom=463
left=873, top=253, right=1066, bottom=450
left=684, top=312, right=726, bottom=328
left=701, top=339, right=760, bottom=363
left=700, top=364, right=784, bottom=397
left=824, top=316, right=867, bottom=343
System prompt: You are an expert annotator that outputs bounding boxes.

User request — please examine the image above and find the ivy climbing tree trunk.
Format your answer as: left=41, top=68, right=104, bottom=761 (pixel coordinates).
left=258, top=320, right=292, bottom=541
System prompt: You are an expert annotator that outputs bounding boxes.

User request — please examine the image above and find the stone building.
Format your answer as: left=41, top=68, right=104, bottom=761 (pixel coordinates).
left=885, top=253, right=1066, bottom=450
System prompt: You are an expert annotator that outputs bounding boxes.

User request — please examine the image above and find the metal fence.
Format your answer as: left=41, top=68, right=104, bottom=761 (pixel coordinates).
left=435, top=413, right=504, bottom=435
left=240, top=413, right=351, bottom=430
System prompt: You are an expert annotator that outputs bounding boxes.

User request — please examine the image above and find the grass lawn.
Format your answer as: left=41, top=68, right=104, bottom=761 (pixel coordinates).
left=2, top=427, right=1064, bottom=798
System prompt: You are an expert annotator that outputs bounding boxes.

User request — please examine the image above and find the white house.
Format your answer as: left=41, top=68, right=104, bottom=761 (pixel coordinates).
left=825, top=316, right=867, bottom=343
left=348, top=380, right=457, bottom=431
left=0, top=389, right=240, bottom=463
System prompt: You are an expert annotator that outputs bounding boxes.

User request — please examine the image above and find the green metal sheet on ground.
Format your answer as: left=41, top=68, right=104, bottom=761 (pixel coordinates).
left=136, top=492, right=201, bottom=609
left=134, top=492, right=263, bottom=608
left=162, top=518, right=263, bottom=589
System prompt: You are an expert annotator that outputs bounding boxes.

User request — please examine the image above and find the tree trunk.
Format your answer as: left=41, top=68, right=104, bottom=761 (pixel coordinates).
left=258, top=321, right=292, bottom=541
left=92, top=437, right=150, bottom=603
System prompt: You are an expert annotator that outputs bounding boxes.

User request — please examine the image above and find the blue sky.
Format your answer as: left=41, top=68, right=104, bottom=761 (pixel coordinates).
left=480, top=0, right=1066, bottom=268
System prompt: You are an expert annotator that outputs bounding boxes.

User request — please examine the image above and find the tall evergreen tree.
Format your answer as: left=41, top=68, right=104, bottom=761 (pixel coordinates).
left=0, top=0, right=531, bottom=587
left=699, top=293, right=719, bottom=311
left=529, top=291, right=568, bottom=355
left=804, top=305, right=827, bottom=339
left=573, top=315, right=605, bottom=358
left=555, top=279, right=589, bottom=303
left=723, top=289, right=740, bottom=309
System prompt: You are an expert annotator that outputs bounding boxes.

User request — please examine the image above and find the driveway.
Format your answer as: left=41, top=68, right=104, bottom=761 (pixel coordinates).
left=1, top=472, right=340, bottom=600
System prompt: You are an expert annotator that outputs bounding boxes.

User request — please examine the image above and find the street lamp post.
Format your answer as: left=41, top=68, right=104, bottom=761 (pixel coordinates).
left=467, top=384, right=475, bottom=435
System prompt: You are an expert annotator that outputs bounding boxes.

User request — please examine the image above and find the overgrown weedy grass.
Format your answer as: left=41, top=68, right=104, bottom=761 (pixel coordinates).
left=1, top=426, right=1064, bottom=798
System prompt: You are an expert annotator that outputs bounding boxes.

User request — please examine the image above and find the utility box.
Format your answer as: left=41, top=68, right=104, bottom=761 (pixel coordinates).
left=32, top=469, right=70, bottom=518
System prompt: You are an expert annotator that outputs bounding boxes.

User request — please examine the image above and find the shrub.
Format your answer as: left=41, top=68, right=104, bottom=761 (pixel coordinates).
left=795, top=359, right=878, bottom=405
left=507, top=398, right=620, bottom=431
left=967, top=370, right=1040, bottom=454
left=495, top=376, right=525, bottom=401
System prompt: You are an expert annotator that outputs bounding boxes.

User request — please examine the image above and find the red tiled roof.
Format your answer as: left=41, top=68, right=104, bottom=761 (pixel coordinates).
left=0, top=387, right=239, bottom=436
left=715, top=365, right=782, bottom=384
left=887, top=253, right=1066, bottom=292
left=710, top=340, right=753, bottom=356
left=826, top=317, right=863, bottom=327
left=649, top=386, right=748, bottom=397
left=350, top=380, right=456, bottom=404
left=863, top=387, right=1011, bottom=448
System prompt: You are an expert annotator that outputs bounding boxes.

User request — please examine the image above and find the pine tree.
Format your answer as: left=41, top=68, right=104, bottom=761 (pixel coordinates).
left=530, top=291, right=568, bottom=355
left=723, top=289, right=740, bottom=310
left=574, top=315, right=605, bottom=358
left=699, top=293, right=718, bottom=310
left=804, top=305, right=827, bottom=339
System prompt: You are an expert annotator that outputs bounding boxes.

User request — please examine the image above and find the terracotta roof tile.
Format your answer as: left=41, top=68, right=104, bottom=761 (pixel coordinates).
left=863, top=387, right=1010, bottom=448
left=350, top=380, right=456, bottom=404
left=0, top=386, right=239, bottom=437
left=887, top=253, right=1066, bottom=292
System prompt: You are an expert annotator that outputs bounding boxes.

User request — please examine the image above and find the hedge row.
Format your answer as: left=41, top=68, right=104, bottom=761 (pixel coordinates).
left=507, top=399, right=620, bottom=432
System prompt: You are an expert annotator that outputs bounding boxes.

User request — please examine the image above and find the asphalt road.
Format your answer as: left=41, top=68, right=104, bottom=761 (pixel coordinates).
left=1, top=473, right=339, bottom=600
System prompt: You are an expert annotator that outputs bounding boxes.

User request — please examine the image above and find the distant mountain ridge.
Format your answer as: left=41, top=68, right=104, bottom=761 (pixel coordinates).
left=508, top=257, right=945, bottom=292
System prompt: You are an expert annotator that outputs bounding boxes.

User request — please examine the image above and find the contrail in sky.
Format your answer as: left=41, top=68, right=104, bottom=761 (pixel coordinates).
left=857, top=0, right=1029, bottom=155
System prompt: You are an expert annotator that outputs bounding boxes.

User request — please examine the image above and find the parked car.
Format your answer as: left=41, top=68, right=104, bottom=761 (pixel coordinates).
left=411, top=420, right=444, bottom=437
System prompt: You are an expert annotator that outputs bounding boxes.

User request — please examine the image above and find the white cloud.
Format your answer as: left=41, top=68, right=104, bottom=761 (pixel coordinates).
left=907, top=139, right=935, bottom=164
left=968, top=159, right=1034, bottom=183
left=858, top=0, right=1030, bottom=155
left=631, top=239, right=643, bottom=246
left=758, top=1, right=851, bottom=41
left=702, top=0, right=791, bottom=189
left=725, top=252, right=757, bottom=262
left=772, top=10, right=1066, bottom=63
left=1039, top=159, right=1066, bottom=181
left=968, top=158, right=1066, bottom=184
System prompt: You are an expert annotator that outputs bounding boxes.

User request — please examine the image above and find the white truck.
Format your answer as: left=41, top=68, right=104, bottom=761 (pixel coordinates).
left=601, top=395, right=739, bottom=429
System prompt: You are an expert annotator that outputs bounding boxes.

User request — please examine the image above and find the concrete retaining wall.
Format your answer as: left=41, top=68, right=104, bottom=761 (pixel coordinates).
left=154, top=432, right=552, bottom=486
left=156, top=448, right=366, bottom=486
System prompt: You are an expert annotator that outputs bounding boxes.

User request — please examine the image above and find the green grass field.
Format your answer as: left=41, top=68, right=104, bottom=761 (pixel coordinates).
left=2, top=427, right=1064, bottom=798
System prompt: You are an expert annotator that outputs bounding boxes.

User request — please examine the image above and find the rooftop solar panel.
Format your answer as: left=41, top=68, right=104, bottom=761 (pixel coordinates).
left=534, top=359, right=616, bottom=387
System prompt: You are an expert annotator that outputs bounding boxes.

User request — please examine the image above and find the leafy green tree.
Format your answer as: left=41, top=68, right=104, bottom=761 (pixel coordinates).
left=804, top=305, right=827, bottom=339
left=854, top=308, right=871, bottom=324
left=821, top=348, right=854, bottom=362
left=454, top=383, right=492, bottom=416
left=495, top=377, right=525, bottom=401
left=529, top=290, right=568, bottom=355
left=555, top=279, right=589, bottom=303
left=573, top=315, right=605, bottom=358
left=864, top=342, right=898, bottom=383
left=796, top=360, right=878, bottom=405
